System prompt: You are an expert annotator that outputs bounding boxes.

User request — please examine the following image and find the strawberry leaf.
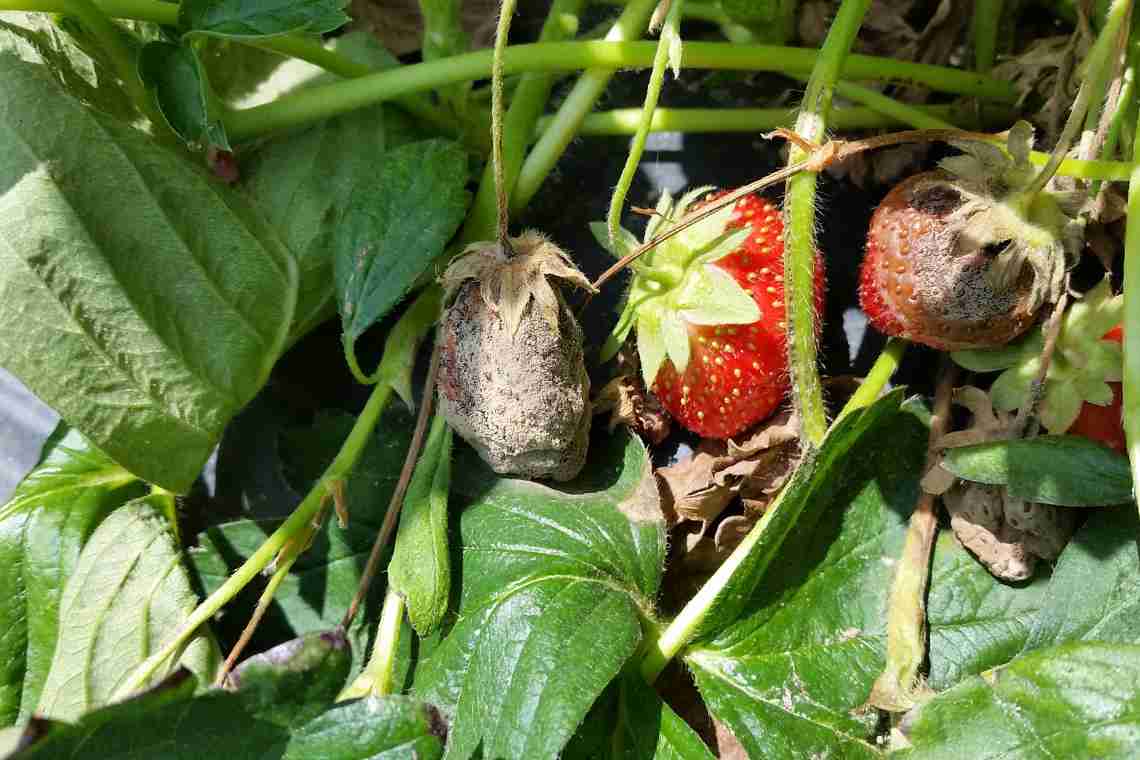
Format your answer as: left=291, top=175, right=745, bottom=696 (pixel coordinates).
left=939, top=435, right=1132, bottom=506
left=34, top=495, right=220, bottom=721
left=412, top=431, right=666, bottom=760
left=5, top=634, right=446, bottom=759
left=896, top=642, right=1140, bottom=759
left=138, top=41, right=230, bottom=149
left=0, top=49, right=298, bottom=491
left=0, top=427, right=144, bottom=726
left=335, top=139, right=468, bottom=370
left=179, top=0, right=349, bottom=39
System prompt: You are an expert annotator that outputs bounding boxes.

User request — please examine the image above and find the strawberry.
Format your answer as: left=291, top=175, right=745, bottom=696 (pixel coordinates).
left=859, top=122, right=1082, bottom=350
left=597, top=188, right=824, bottom=439
left=1066, top=324, right=1125, bottom=453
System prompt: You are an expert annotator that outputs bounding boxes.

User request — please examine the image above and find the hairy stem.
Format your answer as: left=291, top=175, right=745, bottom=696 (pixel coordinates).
left=605, top=0, right=684, bottom=251
left=216, top=40, right=1019, bottom=141
left=866, top=359, right=956, bottom=712
left=460, top=0, right=585, bottom=244
left=112, top=382, right=394, bottom=700
left=1123, top=100, right=1140, bottom=517
left=783, top=0, right=871, bottom=445
left=971, top=0, right=1003, bottom=73
left=836, top=339, right=908, bottom=421
left=491, top=0, right=520, bottom=247
left=511, top=0, right=659, bottom=213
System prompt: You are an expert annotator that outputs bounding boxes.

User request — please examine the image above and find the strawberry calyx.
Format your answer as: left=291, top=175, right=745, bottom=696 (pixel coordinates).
left=933, top=121, right=1084, bottom=315
left=951, top=278, right=1123, bottom=432
left=592, top=187, right=758, bottom=388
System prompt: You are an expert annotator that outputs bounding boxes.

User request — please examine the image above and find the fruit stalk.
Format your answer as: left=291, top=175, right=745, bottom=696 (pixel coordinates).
left=783, top=0, right=871, bottom=443
left=605, top=0, right=684, bottom=251
left=491, top=0, right=520, bottom=247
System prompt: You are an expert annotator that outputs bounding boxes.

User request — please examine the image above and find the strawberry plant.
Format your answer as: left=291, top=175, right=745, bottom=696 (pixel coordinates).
left=0, top=0, right=1139, bottom=757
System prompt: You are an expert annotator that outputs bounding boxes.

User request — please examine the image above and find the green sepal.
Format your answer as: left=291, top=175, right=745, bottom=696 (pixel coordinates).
left=676, top=265, right=761, bottom=326
left=659, top=311, right=690, bottom=376
left=589, top=221, right=639, bottom=258
left=637, top=312, right=666, bottom=389
left=952, top=278, right=1123, bottom=433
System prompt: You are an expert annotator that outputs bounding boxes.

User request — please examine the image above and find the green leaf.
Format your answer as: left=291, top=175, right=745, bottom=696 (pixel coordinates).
left=179, top=0, right=349, bottom=39
left=1022, top=506, right=1140, bottom=650
left=939, top=435, right=1132, bottom=506
left=8, top=634, right=446, bottom=759
left=896, top=642, right=1140, bottom=759
left=0, top=14, right=140, bottom=122
left=389, top=413, right=453, bottom=635
left=0, top=427, right=144, bottom=726
left=139, top=41, right=229, bottom=149
left=336, top=139, right=468, bottom=356
left=925, top=532, right=1050, bottom=690
left=413, top=431, right=667, bottom=760
left=190, top=408, right=415, bottom=676
left=241, top=35, right=411, bottom=341
left=685, top=400, right=925, bottom=759
left=564, top=671, right=715, bottom=760
left=34, top=495, right=219, bottom=720
left=0, top=52, right=298, bottom=491
left=684, top=389, right=910, bottom=644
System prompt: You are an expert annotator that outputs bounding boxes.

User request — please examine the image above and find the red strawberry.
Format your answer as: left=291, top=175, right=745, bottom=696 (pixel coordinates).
left=859, top=123, right=1080, bottom=350
left=598, top=188, right=824, bottom=439
left=1067, top=325, right=1125, bottom=453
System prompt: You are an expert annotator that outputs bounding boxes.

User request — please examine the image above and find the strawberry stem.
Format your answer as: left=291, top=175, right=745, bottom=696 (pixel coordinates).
left=783, top=0, right=871, bottom=444
left=340, top=588, right=406, bottom=700
left=866, top=359, right=957, bottom=713
left=605, top=0, right=685, bottom=253
left=510, top=0, right=662, bottom=214
left=491, top=0, right=521, bottom=249
left=1123, top=95, right=1140, bottom=519
left=460, top=0, right=586, bottom=244
left=836, top=339, right=909, bottom=422
left=1023, top=0, right=1134, bottom=195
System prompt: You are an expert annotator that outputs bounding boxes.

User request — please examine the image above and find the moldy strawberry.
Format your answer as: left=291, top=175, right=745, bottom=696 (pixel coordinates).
left=859, top=122, right=1083, bottom=350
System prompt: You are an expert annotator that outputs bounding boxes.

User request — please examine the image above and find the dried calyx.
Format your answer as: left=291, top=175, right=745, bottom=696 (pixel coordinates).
left=922, top=386, right=1077, bottom=581
left=437, top=232, right=596, bottom=481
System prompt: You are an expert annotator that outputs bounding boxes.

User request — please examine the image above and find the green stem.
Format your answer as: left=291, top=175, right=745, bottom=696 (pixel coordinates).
left=339, top=589, right=405, bottom=700
left=111, top=382, right=393, bottom=700
left=490, top=0, right=520, bottom=245
left=219, top=40, right=1019, bottom=142
left=1025, top=0, right=1132, bottom=195
left=784, top=0, right=871, bottom=445
left=459, top=0, right=585, bottom=244
left=971, top=0, right=1003, bottom=73
left=557, top=103, right=1006, bottom=135
left=1123, top=95, right=1140, bottom=519
left=56, top=0, right=153, bottom=115
left=605, top=0, right=684, bottom=250
left=836, top=339, right=908, bottom=421
left=832, top=79, right=1140, bottom=180
left=511, top=0, right=659, bottom=214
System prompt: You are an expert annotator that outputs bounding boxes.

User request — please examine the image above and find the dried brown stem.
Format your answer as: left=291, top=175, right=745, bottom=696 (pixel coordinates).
left=341, top=342, right=442, bottom=629
left=1012, top=290, right=1071, bottom=436
left=867, top=357, right=957, bottom=713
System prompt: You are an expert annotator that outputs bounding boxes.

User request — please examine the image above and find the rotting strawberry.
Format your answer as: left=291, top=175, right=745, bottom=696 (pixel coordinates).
left=859, top=122, right=1083, bottom=350
left=595, top=188, right=824, bottom=439
left=437, top=231, right=595, bottom=481
left=1066, top=324, right=1125, bottom=453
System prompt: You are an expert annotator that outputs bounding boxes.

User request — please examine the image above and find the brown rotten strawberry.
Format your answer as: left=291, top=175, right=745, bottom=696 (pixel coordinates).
left=859, top=122, right=1083, bottom=350
left=437, top=232, right=595, bottom=481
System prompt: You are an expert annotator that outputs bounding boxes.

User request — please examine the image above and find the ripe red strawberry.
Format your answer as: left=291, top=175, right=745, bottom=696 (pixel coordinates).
left=1067, top=325, right=1125, bottom=453
left=598, top=188, right=824, bottom=439
left=859, top=123, right=1081, bottom=350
